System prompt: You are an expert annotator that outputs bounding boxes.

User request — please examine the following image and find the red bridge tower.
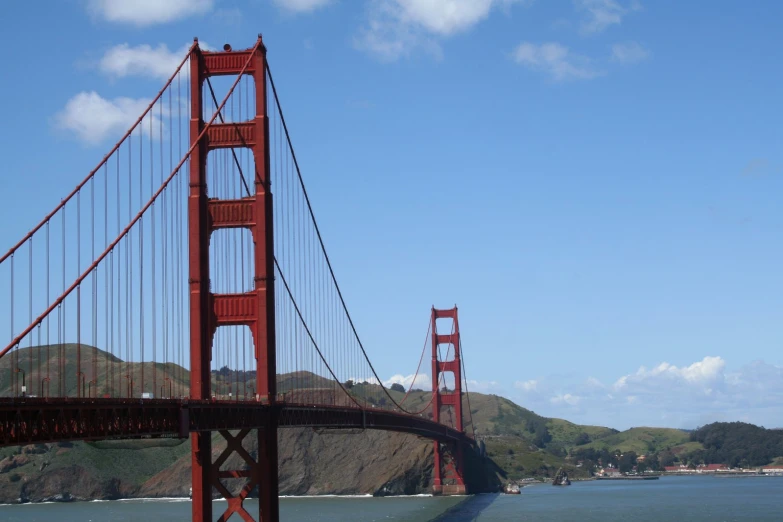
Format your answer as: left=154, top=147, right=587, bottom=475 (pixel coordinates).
left=431, top=306, right=467, bottom=495
left=188, top=37, right=279, bottom=521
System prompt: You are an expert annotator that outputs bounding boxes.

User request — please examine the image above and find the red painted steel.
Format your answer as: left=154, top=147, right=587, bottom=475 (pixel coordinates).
left=208, top=198, right=256, bottom=228
left=0, top=399, right=474, bottom=449
left=0, top=34, right=485, bottom=519
left=188, top=37, right=278, bottom=522
left=206, top=122, right=257, bottom=148
left=431, top=306, right=467, bottom=495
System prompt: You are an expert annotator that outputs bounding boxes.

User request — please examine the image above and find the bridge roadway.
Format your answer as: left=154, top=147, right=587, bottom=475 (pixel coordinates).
left=0, top=398, right=474, bottom=449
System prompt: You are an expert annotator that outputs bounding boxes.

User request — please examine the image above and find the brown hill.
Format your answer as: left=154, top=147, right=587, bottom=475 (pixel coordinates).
left=0, top=344, right=615, bottom=503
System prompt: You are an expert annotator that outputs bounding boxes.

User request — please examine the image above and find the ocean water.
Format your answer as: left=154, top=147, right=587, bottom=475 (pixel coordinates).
left=1, top=475, right=782, bottom=521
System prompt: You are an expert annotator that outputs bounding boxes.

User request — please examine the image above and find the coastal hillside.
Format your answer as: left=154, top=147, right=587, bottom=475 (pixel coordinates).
left=577, top=427, right=694, bottom=454
left=4, top=344, right=769, bottom=504
left=686, top=422, right=783, bottom=467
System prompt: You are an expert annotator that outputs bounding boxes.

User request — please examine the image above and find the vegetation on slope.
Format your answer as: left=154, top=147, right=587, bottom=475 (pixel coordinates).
left=8, top=346, right=779, bottom=494
left=578, top=427, right=691, bottom=455
left=685, top=422, right=783, bottom=467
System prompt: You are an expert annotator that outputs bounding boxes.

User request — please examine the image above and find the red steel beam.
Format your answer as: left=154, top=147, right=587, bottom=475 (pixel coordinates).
left=0, top=399, right=474, bottom=449
left=188, top=35, right=278, bottom=522
left=431, top=306, right=467, bottom=495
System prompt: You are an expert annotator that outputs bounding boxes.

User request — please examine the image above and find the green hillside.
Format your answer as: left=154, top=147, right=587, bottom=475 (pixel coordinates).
left=579, top=427, right=693, bottom=454
left=546, top=418, right=617, bottom=447
left=0, top=344, right=710, bottom=487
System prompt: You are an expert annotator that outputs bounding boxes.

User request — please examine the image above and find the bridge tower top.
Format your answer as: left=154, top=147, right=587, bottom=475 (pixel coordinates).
left=431, top=306, right=463, bottom=432
left=430, top=305, right=467, bottom=494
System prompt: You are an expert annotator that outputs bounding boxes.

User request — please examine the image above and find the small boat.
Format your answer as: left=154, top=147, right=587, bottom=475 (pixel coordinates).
left=552, top=468, right=571, bottom=486
left=504, top=483, right=521, bottom=494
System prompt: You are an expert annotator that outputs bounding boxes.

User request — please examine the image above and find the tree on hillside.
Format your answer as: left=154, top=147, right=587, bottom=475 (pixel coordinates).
left=646, top=453, right=660, bottom=471
left=618, top=451, right=638, bottom=473
left=581, top=459, right=597, bottom=475
left=658, top=450, right=676, bottom=468
left=390, top=383, right=405, bottom=393
left=688, top=422, right=783, bottom=467
left=574, top=432, right=591, bottom=445
left=532, top=424, right=552, bottom=448
left=344, top=380, right=354, bottom=389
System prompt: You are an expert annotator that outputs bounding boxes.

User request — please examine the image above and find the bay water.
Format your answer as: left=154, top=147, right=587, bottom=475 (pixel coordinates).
left=1, top=475, right=781, bottom=521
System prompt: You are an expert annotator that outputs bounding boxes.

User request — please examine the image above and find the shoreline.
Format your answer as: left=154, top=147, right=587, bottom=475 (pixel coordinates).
left=0, top=493, right=440, bottom=507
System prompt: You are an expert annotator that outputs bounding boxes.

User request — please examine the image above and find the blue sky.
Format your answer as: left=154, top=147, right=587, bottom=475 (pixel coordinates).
left=1, top=0, right=783, bottom=430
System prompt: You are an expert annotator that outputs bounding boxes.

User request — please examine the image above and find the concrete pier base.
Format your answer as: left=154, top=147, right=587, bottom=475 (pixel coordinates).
left=433, top=484, right=468, bottom=495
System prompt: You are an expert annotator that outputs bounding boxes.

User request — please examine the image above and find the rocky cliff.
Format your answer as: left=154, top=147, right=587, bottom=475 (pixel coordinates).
left=0, top=428, right=495, bottom=503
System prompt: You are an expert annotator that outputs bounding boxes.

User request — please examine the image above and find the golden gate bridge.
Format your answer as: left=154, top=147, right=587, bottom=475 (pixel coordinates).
left=0, top=36, right=479, bottom=522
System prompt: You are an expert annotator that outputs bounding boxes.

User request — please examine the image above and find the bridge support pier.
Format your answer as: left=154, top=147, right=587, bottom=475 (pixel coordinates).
left=258, top=421, right=280, bottom=520
left=188, top=37, right=279, bottom=521
left=431, top=307, right=468, bottom=495
left=191, top=432, right=213, bottom=521
left=190, top=425, right=280, bottom=522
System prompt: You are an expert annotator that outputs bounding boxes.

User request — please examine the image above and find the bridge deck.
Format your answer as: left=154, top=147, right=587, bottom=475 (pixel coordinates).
left=0, top=398, right=473, bottom=448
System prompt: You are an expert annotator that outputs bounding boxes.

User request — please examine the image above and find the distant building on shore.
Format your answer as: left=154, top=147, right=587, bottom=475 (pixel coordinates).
left=664, top=464, right=729, bottom=473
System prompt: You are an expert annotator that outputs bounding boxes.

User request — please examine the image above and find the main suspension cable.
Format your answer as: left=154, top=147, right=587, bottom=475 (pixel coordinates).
left=266, top=63, right=419, bottom=413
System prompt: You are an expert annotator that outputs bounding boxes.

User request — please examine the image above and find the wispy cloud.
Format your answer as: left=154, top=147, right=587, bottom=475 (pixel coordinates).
left=467, top=379, right=504, bottom=394
left=550, top=393, right=582, bottom=406
left=576, top=0, right=641, bottom=35
left=512, top=42, right=601, bottom=81
left=271, top=0, right=333, bottom=14
left=742, top=158, right=783, bottom=178
left=514, top=356, right=783, bottom=430
left=87, top=0, right=213, bottom=26
left=99, top=43, right=193, bottom=80
left=611, top=41, right=649, bottom=64
left=355, top=0, right=528, bottom=61
left=514, top=379, right=538, bottom=391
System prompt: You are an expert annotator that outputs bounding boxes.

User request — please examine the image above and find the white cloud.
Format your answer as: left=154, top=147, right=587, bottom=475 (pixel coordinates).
left=512, top=42, right=600, bottom=81
left=349, top=376, right=382, bottom=386
left=87, top=0, right=214, bottom=26
left=272, top=0, right=332, bottom=13
left=512, top=356, right=783, bottom=430
left=611, top=41, right=649, bottom=64
left=100, top=43, right=192, bottom=80
left=550, top=393, right=581, bottom=406
left=614, top=356, right=726, bottom=389
left=54, top=92, right=156, bottom=145
left=515, top=379, right=538, bottom=391
left=394, top=0, right=520, bottom=35
left=576, top=0, right=640, bottom=35
left=383, top=373, right=432, bottom=390
left=586, top=376, right=604, bottom=388
left=466, top=379, right=503, bottom=394
left=356, top=0, right=527, bottom=61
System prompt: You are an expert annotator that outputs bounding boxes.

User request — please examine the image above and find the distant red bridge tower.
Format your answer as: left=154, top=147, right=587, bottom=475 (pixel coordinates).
left=431, top=306, right=467, bottom=495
